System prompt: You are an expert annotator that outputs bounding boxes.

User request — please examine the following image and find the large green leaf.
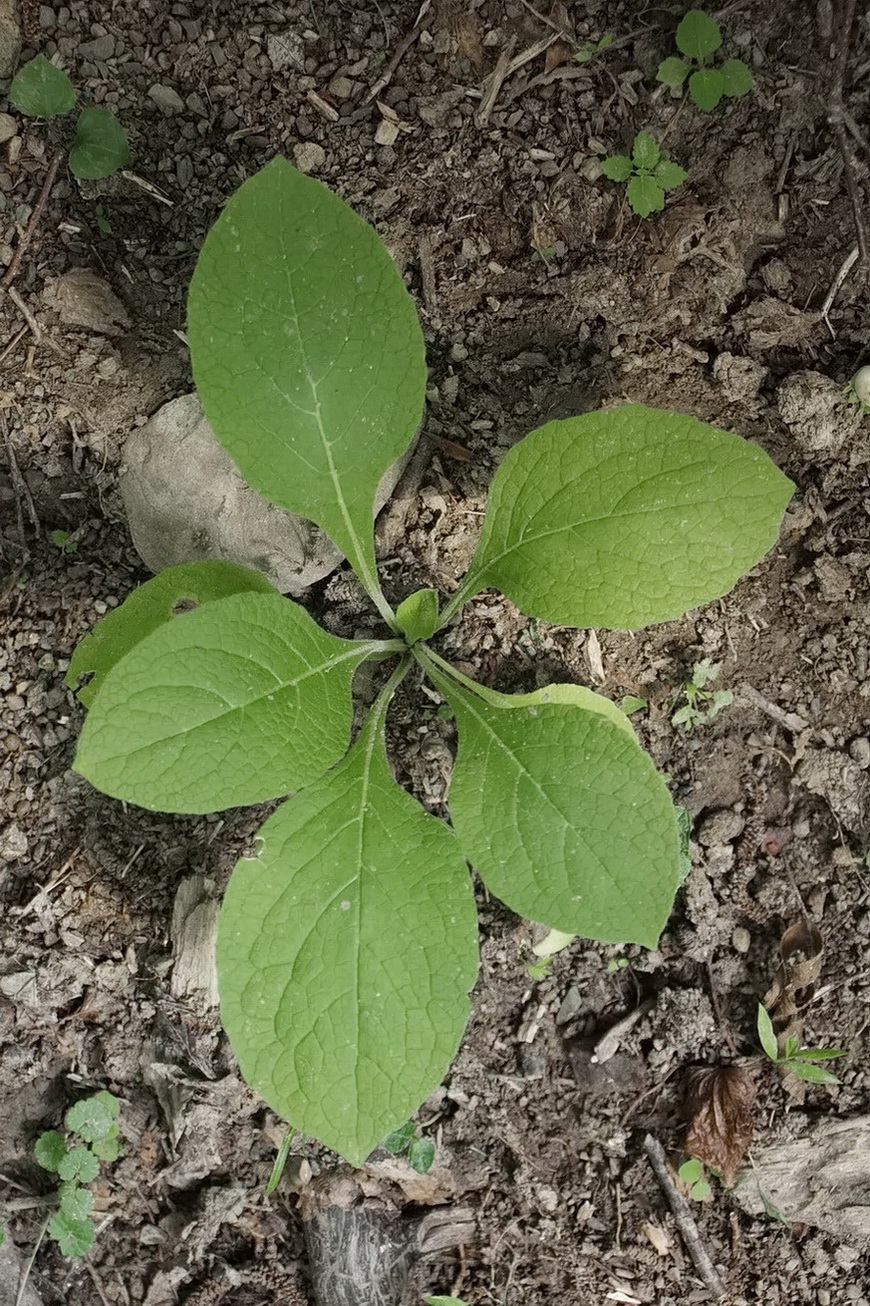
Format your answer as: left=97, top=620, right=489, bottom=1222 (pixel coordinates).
left=429, top=669, right=680, bottom=947
left=66, top=561, right=277, bottom=707
left=217, top=708, right=478, bottom=1166
left=452, top=406, right=793, bottom=629
left=187, top=158, right=426, bottom=601
left=74, top=592, right=395, bottom=813
left=10, top=54, right=76, bottom=117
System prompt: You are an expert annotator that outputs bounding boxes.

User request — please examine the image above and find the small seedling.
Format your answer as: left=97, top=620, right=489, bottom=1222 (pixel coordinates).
left=65, top=160, right=792, bottom=1166
left=264, top=1126, right=297, bottom=1195
left=574, top=32, right=614, bottom=63
left=531, top=244, right=556, bottom=263
left=601, top=131, right=688, bottom=218
left=34, top=1090, right=120, bottom=1256
left=678, top=1157, right=712, bottom=1201
left=382, top=1121, right=436, bottom=1175
left=671, top=658, right=732, bottom=731
left=618, top=694, right=647, bottom=716
left=657, top=10, right=753, bottom=112
left=527, top=926, right=575, bottom=980
left=606, top=956, right=630, bottom=973
left=846, top=365, right=870, bottom=414
left=424, top=1297, right=470, bottom=1306
left=50, top=529, right=78, bottom=554
left=757, top=1004, right=847, bottom=1084
left=10, top=54, right=130, bottom=180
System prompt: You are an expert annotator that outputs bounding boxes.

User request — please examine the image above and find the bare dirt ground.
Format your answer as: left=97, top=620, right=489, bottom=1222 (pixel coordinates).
left=2, top=1, right=870, bottom=1302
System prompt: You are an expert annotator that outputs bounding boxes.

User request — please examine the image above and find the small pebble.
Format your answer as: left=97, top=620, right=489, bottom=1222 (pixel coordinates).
left=292, top=141, right=325, bottom=173
left=732, top=927, right=751, bottom=954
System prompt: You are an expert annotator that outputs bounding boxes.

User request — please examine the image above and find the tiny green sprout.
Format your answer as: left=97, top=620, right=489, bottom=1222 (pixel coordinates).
left=678, top=1157, right=712, bottom=1201
left=425, top=1297, right=471, bottom=1306
left=846, top=364, right=870, bottom=414
left=531, top=244, right=557, bottom=263
left=574, top=32, right=615, bottom=64
left=607, top=956, right=630, bottom=973
left=671, top=658, right=732, bottom=731
left=51, top=529, right=78, bottom=553
left=382, top=1121, right=435, bottom=1174
left=601, top=131, right=688, bottom=218
left=10, top=54, right=130, bottom=180
left=757, top=1004, right=847, bottom=1084
left=619, top=694, right=647, bottom=716
left=34, top=1090, right=120, bottom=1257
left=657, top=10, right=754, bottom=112
left=265, top=1126, right=297, bottom=1195
left=528, top=926, right=575, bottom=980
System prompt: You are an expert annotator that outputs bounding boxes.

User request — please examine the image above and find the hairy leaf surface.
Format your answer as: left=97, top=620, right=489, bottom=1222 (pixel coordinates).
left=66, top=561, right=276, bottom=707
left=10, top=54, right=75, bottom=116
left=458, top=406, right=793, bottom=628
left=74, top=592, right=389, bottom=813
left=187, top=157, right=426, bottom=590
left=430, top=672, right=679, bottom=946
left=217, top=710, right=478, bottom=1166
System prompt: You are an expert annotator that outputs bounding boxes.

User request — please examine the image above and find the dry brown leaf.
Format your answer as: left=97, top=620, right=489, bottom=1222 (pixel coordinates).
left=764, top=920, right=823, bottom=1035
left=543, top=3, right=575, bottom=73
left=684, top=1064, right=757, bottom=1188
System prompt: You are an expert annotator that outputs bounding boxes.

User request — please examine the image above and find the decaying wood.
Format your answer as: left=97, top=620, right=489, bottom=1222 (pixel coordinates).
left=298, top=1169, right=475, bottom=1306
left=643, top=1134, right=727, bottom=1301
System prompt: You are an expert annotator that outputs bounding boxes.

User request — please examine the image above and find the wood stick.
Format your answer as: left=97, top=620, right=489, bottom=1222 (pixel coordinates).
left=2, top=149, right=63, bottom=289
left=643, top=1134, right=727, bottom=1301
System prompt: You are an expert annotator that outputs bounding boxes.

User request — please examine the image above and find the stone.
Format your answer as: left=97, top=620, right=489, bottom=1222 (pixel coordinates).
left=0, top=0, right=21, bottom=78
left=292, top=141, right=325, bottom=174
left=712, top=351, right=767, bottom=403
left=266, top=30, right=303, bottom=71
left=796, top=747, right=870, bottom=839
left=77, top=33, right=114, bottom=59
left=120, top=393, right=414, bottom=595
left=43, top=268, right=130, bottom=336
left=0, top=823, right=27, bottom=861
left=147, top=83, right=185, bottom=114
left=0, top=112, right=17, bottom=144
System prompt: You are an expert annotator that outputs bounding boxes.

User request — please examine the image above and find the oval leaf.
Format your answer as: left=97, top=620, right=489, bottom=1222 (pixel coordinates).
left=430, top=671, right=680, bottom=946
left=66, top=561, right=277, bottom=707
left=10, top=54, right=76, bottom=116
left=657, top=56, right=690, bottom=87
left=601, top=154, right=632, bottom=182
left=48, top=1211, right=95, bottom=1258
left=721, top=58, right=754, bottom=98
left=217, top=713, right=478, bottom=1166
left=74, top=592, right=390, bottom=813
left=631, top=131, right=660, bottom=171
left=627, top=175, right=665, bottom=218
left=188, top=158, right=427, bottom=586
left=676, top=10, right=722, bottom=60
left=459, top=406, right=793, bottom=629
left=395, top=588, right=439, bottom=642
left=69, top=107, right=131, bottom=179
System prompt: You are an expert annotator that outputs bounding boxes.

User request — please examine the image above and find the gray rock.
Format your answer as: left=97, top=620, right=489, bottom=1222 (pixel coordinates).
left=266, top=30, right=303, bottom=71
left=78, top=33, right=114, bottom=60
left=0, top=112, right=17, bottom=144
left=292, top=141, right=326, bottom=174
left=43, top=268, right=130, bottom=336
left=0, top=0, right=21, bottom=78
left=147, top=83, right=185, bottom=114
left=796, top=746, right=870, bottom=838
left=120, top=393, right=414, bottom=595
left=777, top=369, right=863, bottom=460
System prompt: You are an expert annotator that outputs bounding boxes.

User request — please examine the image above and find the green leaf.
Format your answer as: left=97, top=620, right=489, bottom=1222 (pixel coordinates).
left=689, top=68, right=725, bottom=111
left=456, top=406, right=793, bottom=629
left=9, top=55, right=75, bottom=117
left=66, top=561, right=277, bottom=708
left=58, top=1185, right=94, bottom=1221
left=600, top=154, right=632, bottom=182
left=631, top=131, right=661, bottom=171
left=382, top=1121, right=415, bottom=1154
left=216, top=705, right=479, bottom=1167
left=691, top=1178, right=712, bottom=1200
left=34, top=1130, right=67, bottom=1173
left=655, top=160, right=689, bottom=191
left=407, top=1136, right=435, bottom=1174
left=57, top=1146, right=100, bottom=1184
left=619, top=695, right=648, bottom=716
left=74, top=591, right=392, bottom=814
left=425, top=1299, right=470, bottom=1306
left=47, top=1211, right=95, bottom=1258
left=69, top=107, right=131, bottom=179
left=676, top=10, right=722, bottom=60
left=679, top=1158, right=703, bottom=1183
left=65, top=1091, right=119, bottom=1143
left=784, top=1061, right=840, bottom=1085
left=187, top=158, right=427, bottom=600
left=90, top=1135, right=120, bottom=1163
left=787, top=1047, right=847, bottom=1060
left=720, top=58, right=754, bottom=97
left=657, top=56, right=690, bottom=87
left=265, top=1126, right=296, bottom=1195
left=757, top=1004, right=779, bottom=1061
left=395, top=588, right=439, bottom=643
left=627, top=175, right=665, bottom=217
left=430, top=672, right=680, bottom=947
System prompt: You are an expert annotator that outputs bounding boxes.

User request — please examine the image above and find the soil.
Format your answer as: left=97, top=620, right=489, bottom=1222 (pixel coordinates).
left=2, top=1, right=870, bottom=1303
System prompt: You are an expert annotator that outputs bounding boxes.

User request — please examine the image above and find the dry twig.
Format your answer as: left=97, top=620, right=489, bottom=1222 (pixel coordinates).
left=827, top=0, right=869, bottom=269
left=365, top=0, right=431, bottom=102
left=2, top=149, right=64, bottom=289
left=643, top=1134, right=727, bottom=1301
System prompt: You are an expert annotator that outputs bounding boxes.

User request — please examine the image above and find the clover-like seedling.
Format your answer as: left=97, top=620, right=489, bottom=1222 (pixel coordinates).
left=65, top=159, right=793, bottom=1166
left=671, top=658, right=732, bottom=731
left=757, top=1004, right=847, bottom=1085
left=678, top=1158, right=712, bottom=1201
left=601, top=131, right=688, bottom=218
left=574, top=32, right=614, bottom=64
left=34, top=1090, right=120, bottom=1256
left=381, top=1121, right=436, bottom=1174
left=10, top=54, right=130, bottom=179
left=657, top=10, right=754, bottom=112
